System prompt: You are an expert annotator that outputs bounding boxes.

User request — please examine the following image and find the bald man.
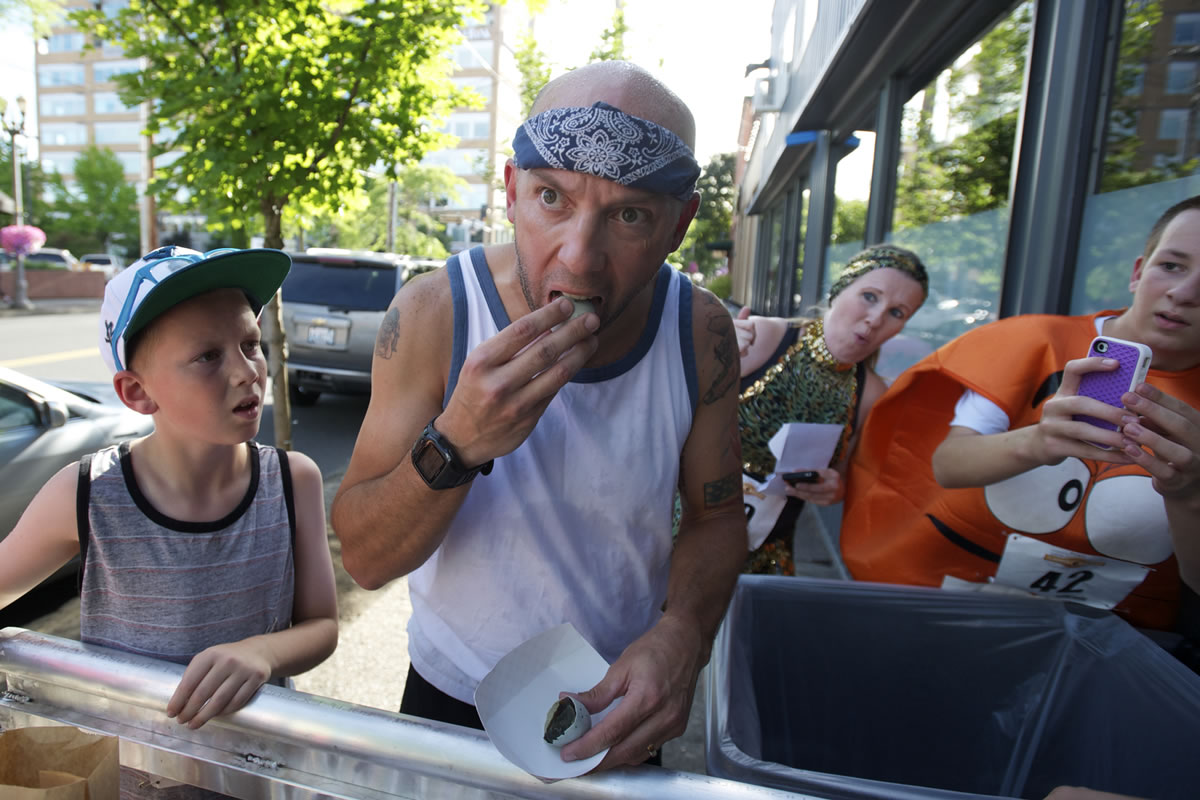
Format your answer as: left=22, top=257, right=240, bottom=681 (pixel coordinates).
left=332, top=61, right=747, bottom=770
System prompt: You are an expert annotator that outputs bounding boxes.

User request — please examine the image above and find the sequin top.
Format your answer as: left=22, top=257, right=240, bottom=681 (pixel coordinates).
left=738, top=319, right=863, bottom=479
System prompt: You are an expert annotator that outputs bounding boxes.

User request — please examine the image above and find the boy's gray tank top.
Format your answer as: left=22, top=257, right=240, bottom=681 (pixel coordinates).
left=78, top=440, right=295, bottom=666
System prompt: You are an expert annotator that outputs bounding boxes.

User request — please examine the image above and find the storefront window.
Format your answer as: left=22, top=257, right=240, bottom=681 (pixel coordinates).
left=880, top=1, right=1031, bottom=375
left=1072, top=0, right=1200, bottom=314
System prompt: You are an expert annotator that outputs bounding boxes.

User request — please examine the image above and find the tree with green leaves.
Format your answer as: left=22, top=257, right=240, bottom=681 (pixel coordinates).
left=674, top=153, right=735, bottom=280
left=0, top=0, right=61, bottom=36
left=72, top=0, right=484, bottom=449
left=39, top=146, right=139, bottom=261
left=515, top=32, right=552, bottom=117
left=290, top=165, right=465, bottom=257
left=1, top=139, right=66, bottom=232
left=589, top=4, right=628, bottom=64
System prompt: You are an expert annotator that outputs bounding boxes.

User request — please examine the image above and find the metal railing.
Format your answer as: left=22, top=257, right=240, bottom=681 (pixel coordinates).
left=0, top=628, right=818, bottom=799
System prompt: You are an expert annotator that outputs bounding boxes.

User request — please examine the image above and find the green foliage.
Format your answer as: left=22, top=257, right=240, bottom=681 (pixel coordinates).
left=831, top=198, right=867, bottom=248
left=589, top=6, right=628, bottom=63
left=0, top=0, right=63, bottom=36
left=290, top=165, right=464, bottom=257
left=515, top=32, right=552, bottom=116
left=0, top=139, right=68, bottom=231
left=71, top=0, right=485, bottom=249
left=706, top=272, right=732, bottom=300
left=674, top=153, right=735, bottom=278
left=39, top=147, right=140, bottom=260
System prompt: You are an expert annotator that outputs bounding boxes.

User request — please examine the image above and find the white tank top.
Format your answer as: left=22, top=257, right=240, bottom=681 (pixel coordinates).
left=408, top=247, right=697, bottom=703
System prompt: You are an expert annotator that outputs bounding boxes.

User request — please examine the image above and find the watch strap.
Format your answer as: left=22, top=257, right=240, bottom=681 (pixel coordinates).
left=412, top=416, right=494, bottom=490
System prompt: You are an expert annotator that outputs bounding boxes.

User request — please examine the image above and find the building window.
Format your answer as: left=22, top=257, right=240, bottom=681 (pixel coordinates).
left=92, top=59, right=140, bottom=83
left=41, top=123, right=88, bottom=146
left=94, top=121, right=143, bottom=145
left=40, top=93, right=86, bottom=116
left=453, top=41, right=495, bottom=69
left=449, top=112, right=490, bottom=141
left=113, top=151, right=145, bottom=174
left=38, top=64, right=84, bottom=87
left=1073, top=1, right=1200, bottom=315
left=45, top=32, right=85, bottom=53
left=883, top=2, right=1030, bottom=368
left=93, top=91, right=136, bottom=114
left=41, top=151, right=83, bottom=174
left=1166, top=61, right=1196, bottom=95
left=1158, top=108, right=1188, bottom=140
left=455, top=75, right=493, bottom=104
left=1172, top=12, right=1200, bottom=45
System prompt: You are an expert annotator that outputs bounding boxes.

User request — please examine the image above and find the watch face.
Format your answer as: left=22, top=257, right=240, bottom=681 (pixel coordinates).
left=415, top=438, right=447, bottom=481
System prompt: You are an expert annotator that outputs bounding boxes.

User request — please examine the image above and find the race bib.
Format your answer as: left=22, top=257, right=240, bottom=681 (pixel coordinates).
left=743, top=473, right=786, bottom=550
left=987, top=533, right=1149, bottom=610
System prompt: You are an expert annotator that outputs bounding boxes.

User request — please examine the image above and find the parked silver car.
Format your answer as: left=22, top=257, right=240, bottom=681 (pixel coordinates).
left=0, top=366, right=155, bottom=544
left=280, top=251, right=442, bottom=406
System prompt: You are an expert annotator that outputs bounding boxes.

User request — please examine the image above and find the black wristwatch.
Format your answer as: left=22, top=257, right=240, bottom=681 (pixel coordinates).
left=411, top=416, right=494, bottom=490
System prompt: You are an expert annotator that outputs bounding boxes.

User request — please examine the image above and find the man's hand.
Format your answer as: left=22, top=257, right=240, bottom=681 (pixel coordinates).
left=436, top=296, right=599, bottom=466
left=559, top=614, right=704, bottom=769
left=167, top=639, right=274, bottom=729
left=1118, top=382, right=1200, bottom=501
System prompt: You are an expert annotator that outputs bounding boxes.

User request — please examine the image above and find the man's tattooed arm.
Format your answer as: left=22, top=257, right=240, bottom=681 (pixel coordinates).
left=376, top=307, right=401, bottom=359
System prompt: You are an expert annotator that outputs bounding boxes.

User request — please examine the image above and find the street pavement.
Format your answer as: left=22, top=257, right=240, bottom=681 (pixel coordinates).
left=5, top=296, right=845, bottom=779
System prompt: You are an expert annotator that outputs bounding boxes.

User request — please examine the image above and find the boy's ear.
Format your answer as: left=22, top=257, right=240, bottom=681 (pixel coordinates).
left=113, top=371, right=158, bottom=415
left=1129, top=255, right=1145, bottom=294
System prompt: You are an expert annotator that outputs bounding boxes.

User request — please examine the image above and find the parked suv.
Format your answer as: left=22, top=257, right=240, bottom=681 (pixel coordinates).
left=280, top=251, right=436, bottom=405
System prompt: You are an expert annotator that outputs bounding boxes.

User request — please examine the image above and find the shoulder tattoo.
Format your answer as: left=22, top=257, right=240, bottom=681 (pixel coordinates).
left=702, top=309, right=737, bottom=406
left=376, top=307, right=401, bottom=359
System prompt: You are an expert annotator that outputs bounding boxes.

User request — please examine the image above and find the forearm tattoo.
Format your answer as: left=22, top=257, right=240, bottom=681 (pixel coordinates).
left=703, top=473, right=740, bottom=507
left=376, top=308, right=401, bottom=359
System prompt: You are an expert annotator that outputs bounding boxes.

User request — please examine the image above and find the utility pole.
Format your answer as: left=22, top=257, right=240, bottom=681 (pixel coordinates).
left=2, top=95, right=34, bottom=310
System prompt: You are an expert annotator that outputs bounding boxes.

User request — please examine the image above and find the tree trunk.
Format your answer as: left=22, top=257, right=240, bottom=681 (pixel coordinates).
left=261, top=198, right=292, bottom=451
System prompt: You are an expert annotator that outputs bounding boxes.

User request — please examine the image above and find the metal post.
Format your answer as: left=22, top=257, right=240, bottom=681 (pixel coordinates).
left=387, top=180, right=397, bottom=252
left=5, top=95, right=33, bottom=310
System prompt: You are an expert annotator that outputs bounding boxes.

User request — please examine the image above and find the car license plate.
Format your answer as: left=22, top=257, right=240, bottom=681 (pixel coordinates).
left=307, top=325, right=336, bottom=346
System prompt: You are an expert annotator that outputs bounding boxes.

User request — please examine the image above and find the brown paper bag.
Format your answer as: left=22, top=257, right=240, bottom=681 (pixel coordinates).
left=0, top=726, right=118, bottom=800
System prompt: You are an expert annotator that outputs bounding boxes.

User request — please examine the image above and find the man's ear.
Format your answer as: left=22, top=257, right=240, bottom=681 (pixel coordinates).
left=113, top=371, right=158, bottom=415
left=668, top=192, right=702, bottom=252
left=1129, top=255, right=1146, bottom=294
left=504, top=159, right=519, bottom=224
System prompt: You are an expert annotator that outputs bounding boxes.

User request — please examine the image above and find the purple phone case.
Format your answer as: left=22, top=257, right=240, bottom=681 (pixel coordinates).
left=1074, top=341, right=1144, bottom=432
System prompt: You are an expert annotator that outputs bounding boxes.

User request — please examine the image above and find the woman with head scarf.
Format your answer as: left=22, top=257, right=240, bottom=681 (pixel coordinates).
left=736, top=244, right=929, bottom=574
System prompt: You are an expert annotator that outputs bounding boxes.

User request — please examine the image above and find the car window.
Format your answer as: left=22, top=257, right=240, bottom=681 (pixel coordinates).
left=0, top=384, right=40, bottom=431
left=281, top=259, right=398, bottom=311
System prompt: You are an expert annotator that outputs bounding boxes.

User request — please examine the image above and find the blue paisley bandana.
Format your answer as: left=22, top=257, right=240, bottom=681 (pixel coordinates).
left=512, top=101, right=700, bottom=201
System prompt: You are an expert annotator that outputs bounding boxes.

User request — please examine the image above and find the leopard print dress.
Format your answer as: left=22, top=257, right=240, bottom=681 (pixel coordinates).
left=738, top=319, right=864, bottom=574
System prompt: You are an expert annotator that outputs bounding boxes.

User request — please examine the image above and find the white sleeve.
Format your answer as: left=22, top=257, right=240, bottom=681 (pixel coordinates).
left=949, top=389, right=1011, bottom=435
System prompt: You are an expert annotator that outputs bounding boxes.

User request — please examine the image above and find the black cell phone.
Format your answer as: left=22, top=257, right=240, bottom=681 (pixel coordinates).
left=782, top=470, right=820, bottom=485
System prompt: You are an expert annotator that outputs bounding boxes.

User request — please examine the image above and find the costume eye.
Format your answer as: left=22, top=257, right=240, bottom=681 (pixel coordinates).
left=1083, top=474, right=1172, bottom=563
left=539, top=187, right=560, bottom=206
left=984, top=458, right=1091, bottom=534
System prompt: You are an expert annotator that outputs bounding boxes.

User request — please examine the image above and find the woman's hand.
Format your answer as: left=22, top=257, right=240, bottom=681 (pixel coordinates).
left=783, top=467, right=843, bottom=505
left=733, top=306, right=756, bottom=359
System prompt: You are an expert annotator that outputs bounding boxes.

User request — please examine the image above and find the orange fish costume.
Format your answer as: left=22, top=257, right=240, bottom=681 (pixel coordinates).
left=842, top=311, right=1200, bottom=630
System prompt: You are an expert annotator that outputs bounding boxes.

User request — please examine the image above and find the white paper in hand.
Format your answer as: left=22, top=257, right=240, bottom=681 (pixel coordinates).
left=475, top=623, right=618, bottom=780
left=763, top=422, right=843, bottom=494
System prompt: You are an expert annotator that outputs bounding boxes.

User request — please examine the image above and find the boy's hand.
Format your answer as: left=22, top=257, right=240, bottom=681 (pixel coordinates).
left=783, top=467, right=842, bottom=505
left=1118, top=382, right=1200, bottom=502
left=733, top=306, right=755, bottom=358
left=1031, top=357, right=1134, bottom=465
left=168, top=640, right=273, bottom=728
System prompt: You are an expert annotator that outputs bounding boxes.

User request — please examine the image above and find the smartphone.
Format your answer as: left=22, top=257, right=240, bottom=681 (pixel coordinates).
left=782, top=470, right=820, bottom=485
left=1073, top=336, right=1153, bottom=433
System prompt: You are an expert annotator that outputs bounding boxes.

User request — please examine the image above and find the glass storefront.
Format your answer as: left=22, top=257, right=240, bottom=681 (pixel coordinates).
left=1072, top=0, right=1200, bottom=315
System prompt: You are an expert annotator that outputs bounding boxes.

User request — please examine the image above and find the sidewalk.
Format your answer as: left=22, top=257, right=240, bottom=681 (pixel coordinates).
left=0, top=297, right=102, bottom=317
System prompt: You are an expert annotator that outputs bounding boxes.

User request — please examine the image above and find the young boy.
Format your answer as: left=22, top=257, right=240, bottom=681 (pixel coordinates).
left=0, top=246, right=338, bottom=743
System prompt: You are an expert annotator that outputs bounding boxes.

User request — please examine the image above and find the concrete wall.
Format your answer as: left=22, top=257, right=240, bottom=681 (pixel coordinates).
left=0, top=268, right=106, bottom=299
